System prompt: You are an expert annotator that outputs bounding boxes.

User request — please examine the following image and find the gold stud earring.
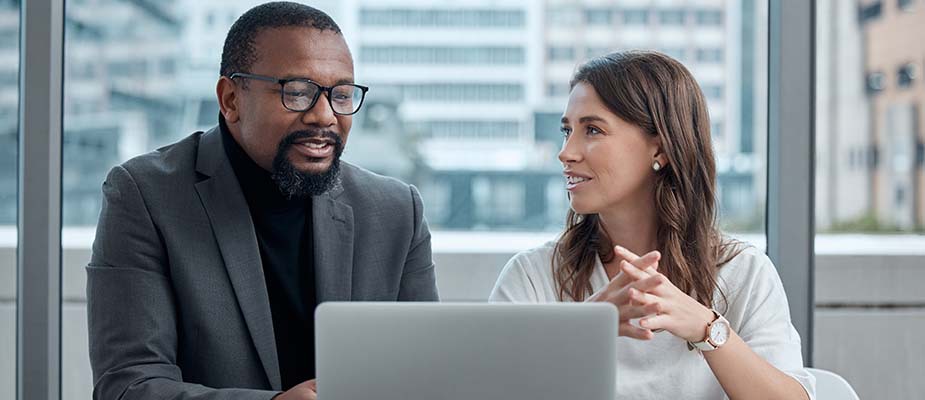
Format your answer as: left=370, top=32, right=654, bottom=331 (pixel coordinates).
left=653, top=161, right=661, bottom=172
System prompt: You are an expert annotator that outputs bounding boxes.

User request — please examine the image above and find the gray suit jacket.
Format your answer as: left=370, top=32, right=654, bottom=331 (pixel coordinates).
left=87, top=126, right=439, bottom=399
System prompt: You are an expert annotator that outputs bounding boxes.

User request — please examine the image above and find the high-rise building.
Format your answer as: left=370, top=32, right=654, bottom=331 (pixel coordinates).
left=814, top=0, right=925, bottom=232
left=859, top=0, right=925, bottom=230
left=0, top=0, right=19, bottom=225
left=347, top=0, right=565, bottom=230
left=815, top=0, right=871, bottom=230
left=539, top=0, right=763, bottom=228
left=62, top=0, right=184, bottom=225
left=1, top=0, right=771, bottom=230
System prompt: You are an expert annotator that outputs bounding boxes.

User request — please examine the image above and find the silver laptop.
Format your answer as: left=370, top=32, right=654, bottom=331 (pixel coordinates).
left=315, top=302, right=618, bottom=400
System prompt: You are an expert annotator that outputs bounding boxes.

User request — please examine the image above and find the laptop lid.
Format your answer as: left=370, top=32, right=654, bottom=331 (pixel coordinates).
left=315, top=302, right=618, bottom=400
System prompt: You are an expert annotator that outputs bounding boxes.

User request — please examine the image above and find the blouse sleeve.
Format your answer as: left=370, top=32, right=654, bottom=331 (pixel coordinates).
left=724, top=250, right=817, bottom=399
left=489, top=253, right=541, bottom=303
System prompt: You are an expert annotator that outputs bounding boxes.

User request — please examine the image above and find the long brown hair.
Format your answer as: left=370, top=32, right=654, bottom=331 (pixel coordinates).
left=553, top=51, right=741, bottom=307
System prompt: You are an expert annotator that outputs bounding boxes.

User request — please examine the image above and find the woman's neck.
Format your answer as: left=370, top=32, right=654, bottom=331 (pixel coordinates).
left=598, top=196, right=659, bottom=260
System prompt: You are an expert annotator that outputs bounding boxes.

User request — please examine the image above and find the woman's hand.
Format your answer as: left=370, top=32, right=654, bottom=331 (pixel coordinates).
left=587, top=247, right=663, bottom=340
left=613, top=246, right=716, bottom=343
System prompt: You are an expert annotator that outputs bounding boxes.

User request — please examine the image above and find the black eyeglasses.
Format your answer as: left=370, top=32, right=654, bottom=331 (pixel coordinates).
left=230, top=72, right=369, bottom=115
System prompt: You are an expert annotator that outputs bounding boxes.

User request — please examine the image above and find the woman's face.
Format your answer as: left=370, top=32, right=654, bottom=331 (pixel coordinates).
left=558, top=82, right=662, bottom=215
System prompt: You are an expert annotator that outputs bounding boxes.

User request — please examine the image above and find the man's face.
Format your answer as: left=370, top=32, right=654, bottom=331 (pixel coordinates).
left=222, top=27, right=355, bottom=197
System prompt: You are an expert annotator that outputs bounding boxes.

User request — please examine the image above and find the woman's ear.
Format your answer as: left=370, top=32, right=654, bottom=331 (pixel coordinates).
left=217, top=76, right=240, bottom=124
left=652, top=136, right=669, bottom=169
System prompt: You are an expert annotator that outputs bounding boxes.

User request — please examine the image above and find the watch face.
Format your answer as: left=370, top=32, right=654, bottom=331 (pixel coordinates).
left=710, top=320, right=729, bottom=346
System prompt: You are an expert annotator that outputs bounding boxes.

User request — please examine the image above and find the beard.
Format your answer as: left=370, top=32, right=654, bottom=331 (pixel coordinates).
left=270, top=129, right=344, bottom=199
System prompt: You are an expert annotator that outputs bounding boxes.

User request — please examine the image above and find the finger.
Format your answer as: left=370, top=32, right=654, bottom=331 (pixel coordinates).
left=639, top=314, right=673, bottom=332
left=620, top=260, right=651, bottom=282
left=631, top=251, right=661, bottom=271
left=609, top=255, right=659, bottom=289
left=307, top=379, right=317, bottom=392
left=607, top=269, right=635, bottom=290
left=629, top=273, right=669, bottom=294
left=628, top=286, right=662, bottom=307
left=614, top=246, right=661, bottom=269
left=614, top=245, right=641, bottom=260
left=620, top=301, right=663, bottom=321
left=620, top=289, right=663, bottom=315
left=619, top=321, right=654, bottom=340
left=615, top=284, right=661, bottom=308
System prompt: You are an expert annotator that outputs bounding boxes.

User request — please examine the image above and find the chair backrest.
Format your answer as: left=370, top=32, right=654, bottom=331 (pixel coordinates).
left=807, top=367, right=860, bottom=400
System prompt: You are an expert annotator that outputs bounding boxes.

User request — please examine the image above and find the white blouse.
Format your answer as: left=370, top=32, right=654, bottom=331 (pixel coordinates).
left=489, top=240, right=815, bottom=400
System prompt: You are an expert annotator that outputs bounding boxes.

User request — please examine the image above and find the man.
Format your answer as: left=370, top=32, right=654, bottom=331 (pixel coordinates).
left=86, top=3, right=438, bottom=399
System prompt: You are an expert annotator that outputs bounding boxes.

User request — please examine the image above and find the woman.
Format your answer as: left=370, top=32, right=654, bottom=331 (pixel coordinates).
left=489, top=51, right=815, bottom=399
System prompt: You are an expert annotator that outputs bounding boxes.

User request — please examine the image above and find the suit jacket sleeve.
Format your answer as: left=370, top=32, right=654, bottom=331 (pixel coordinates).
left=397, top=185, right=439, bottom=301
left=86, top=165, right=280, bottom=400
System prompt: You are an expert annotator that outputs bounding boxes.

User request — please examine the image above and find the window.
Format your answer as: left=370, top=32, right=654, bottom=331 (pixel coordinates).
left=547, top=7, right=581, bottom=26
left=866, top=71, right=886, bottom=92
left=416, top=120, right=521, bottom=140
left=360, top=46, right=525, bottom=65
left=0, top=1, right=17, bottom=397
left=660, top=47, right=686, bottom=61
left=54, top=0, right=770, bottom=396
left=658, top=9, right=686, bottom=26
left=585, top=8, right=612, bottom=25
left=859, top=1, right=883, bottom=23
left=696, top=48, right=724, bottom=63
left=546, top=46, right=575, bottom=62
left=546, top=82, right=570, bottom=97
left=897, top=62, right=918, bottom=88
left=695, top=9, right=723, bottom=26
left=397, top=83, right=523, bottom=102
left=360, top=8, right=525, bottom=28
left=701, top=84, right=724, bottom=100
left=815, top=1, right=925, bottom=398
left=585, top=46, right=611, bottom=58
left=898, top=0, right=916, bottom=11
left=622, top=9, right=649, bottom=25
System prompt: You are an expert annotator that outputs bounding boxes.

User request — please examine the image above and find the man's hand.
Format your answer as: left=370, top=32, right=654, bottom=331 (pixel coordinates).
left=275, top=379, right=317, bottom=400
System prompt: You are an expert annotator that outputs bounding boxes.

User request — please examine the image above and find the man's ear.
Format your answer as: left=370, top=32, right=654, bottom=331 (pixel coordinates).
left=217, top=76, right=240, bottom=123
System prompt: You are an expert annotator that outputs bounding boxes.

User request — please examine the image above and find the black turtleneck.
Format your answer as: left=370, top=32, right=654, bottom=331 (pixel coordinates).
left=220, top=117, right=316, bottom=389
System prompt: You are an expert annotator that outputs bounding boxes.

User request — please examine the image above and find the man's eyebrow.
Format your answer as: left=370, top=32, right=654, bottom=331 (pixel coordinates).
left=279, top=75, right=356, bottom=85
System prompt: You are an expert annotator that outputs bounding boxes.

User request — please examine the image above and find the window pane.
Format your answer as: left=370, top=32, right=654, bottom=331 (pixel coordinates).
left=0, top=0, right=17, bottom=397
left=61, top=0, right=770, bottom=395
left=814, top=1, right=925, bottom=398
left=62, top=0, right=194, bottom=397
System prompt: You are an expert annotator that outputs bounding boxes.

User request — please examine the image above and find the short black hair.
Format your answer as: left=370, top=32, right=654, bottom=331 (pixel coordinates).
left=220, top=1, right=341, bottom=78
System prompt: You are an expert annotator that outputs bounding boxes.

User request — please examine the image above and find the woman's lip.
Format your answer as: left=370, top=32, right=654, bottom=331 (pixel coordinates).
left=566, top=177, right=592, bottom=191
left=293, top=141, right=334, bottom=159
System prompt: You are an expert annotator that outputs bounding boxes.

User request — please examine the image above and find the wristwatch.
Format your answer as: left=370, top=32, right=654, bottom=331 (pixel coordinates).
left=687, top=309, right=730, bottom=351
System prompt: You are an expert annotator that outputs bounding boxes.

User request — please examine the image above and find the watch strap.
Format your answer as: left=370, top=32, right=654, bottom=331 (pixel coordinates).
left=687, top=309, right=723, bottom=351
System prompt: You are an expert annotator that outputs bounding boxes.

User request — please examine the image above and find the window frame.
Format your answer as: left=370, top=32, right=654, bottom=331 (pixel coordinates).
left=13, top=0, right=818, bottom=398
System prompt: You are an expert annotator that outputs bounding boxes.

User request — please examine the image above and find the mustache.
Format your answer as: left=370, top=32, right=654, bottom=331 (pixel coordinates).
left=279, top=129, right=343, bottom=148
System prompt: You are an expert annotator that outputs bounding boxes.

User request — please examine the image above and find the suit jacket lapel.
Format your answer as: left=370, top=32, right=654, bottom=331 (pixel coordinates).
left=313, top=182, right=354, bottom=302
left=193, top=127, right=282, bottom=390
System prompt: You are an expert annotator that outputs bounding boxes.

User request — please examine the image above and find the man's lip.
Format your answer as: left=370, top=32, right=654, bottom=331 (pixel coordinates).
left=292, top=141, right=335, bottom=159
left=294, top=138, right=335, bottom=145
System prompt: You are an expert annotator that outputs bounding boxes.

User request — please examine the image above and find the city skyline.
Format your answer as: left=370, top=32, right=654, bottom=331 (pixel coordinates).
left=0, top=0, right=919, bottom=233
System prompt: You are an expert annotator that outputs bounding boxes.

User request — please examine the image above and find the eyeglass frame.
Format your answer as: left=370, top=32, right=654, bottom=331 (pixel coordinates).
left=229, top=72, right=370, bottom=115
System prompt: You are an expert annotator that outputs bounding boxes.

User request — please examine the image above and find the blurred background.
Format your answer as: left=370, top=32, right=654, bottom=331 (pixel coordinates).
left=1, top=0, right=923, bottom=398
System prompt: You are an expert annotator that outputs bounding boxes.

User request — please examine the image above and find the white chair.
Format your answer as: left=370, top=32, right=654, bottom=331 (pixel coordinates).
left=807, top=367, right=860, bottom=400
